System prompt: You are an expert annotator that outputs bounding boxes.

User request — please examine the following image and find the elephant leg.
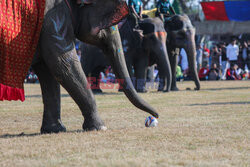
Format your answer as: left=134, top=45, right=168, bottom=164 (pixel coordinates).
left=147, top=65, right=155, bottom=82
left=157, top=70, right=166, bottom=91
left=32, top=61, right=66, bottom=134
left=169, top=52, right=179, bottom=91
left=42, top=48, right=104, bottom=131
left=40, top=14, right=105, bottom=131
left=91, top=67, right=103, bottom=94
left=134, top=58, right=148, bottom=93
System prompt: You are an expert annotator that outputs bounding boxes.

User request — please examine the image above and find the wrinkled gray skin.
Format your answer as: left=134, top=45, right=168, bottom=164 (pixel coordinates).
left=159, top=14, right=200, bottom=91
left=31, top=0, right=158, bottom=133
left=82, top=17, right=172, bottom=93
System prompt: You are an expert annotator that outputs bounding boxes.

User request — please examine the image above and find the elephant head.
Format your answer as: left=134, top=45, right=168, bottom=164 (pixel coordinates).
left=165, top=14, right=200, bottom=90
left=74, top=0, right=158, bottom=117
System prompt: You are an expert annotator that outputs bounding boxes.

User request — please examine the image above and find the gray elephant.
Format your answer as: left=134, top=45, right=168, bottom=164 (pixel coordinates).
left=7, top=0, right=158, bottom=133
left=80, top=43, right=109, bottom=93
left=158, top=14, right=200, bottom=91
left=126, top=17, right=172, bottom=92
left=81, top=16, right=172, bottom=93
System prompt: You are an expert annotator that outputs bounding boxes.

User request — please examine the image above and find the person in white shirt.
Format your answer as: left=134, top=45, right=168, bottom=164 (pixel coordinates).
left=242, top=41, right=249, bottom=71
left=196, top=44, right=203, bottom=71
left=180, top=48, right=188, bottom=71
left=226, top=38, right=239, bottom=68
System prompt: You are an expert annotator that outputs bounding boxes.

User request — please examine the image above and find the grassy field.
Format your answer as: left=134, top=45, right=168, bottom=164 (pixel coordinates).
left=0, top=81, right=249, bottom=167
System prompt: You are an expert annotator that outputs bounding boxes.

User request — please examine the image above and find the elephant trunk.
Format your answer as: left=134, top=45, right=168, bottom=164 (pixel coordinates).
left=184, top=29, right=200, bottom=90
left=102, top=27, right=159, bottom=118
left=155, top=41, right=172, bottom=92
left=150, top=32, right=172, bottom=92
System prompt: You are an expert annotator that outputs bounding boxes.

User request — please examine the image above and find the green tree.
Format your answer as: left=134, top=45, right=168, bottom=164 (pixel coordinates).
left=178, top=0, right=190, bottom=13
left=178, top=0, right=201, bottom=15
left=172, top=0, right=182, bottom=14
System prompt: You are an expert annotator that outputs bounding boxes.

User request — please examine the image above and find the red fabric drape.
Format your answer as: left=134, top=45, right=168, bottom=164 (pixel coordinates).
left=0, top=84, right=25, bottom=101
left=0, top=0, right=45, bottom=101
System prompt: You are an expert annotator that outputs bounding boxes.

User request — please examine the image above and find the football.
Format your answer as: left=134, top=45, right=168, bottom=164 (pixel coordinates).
left=145, top=116, right=158, bottom=127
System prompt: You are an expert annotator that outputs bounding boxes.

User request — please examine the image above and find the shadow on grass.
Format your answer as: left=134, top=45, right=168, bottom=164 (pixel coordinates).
left=25, top=94, right=71, bottom=98
left=0, top=129, right=87, bottom=139
left=203, top=86, right=250, bottom=91
left=189, top=101, right=250, bottom=106
left=25, top=92, right=122, bottom=99
left=93, top=92, right=122, bottom=95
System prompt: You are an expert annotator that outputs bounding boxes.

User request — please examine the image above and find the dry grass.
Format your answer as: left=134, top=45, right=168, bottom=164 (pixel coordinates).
left=0, top=81, right=249, bottom=167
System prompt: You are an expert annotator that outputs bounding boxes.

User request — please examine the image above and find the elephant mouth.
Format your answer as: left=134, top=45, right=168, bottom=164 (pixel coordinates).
left=100, top=2, right=129, bottom=29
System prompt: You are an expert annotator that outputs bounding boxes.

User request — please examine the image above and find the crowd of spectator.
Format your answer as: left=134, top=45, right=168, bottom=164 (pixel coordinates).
left=25, top=69, right=39, bottom=83
left=179, top=37, right=250, bottom=81
left=100, top=66, right=116, bottom=83
left=25, top=37, right=250, bottom=84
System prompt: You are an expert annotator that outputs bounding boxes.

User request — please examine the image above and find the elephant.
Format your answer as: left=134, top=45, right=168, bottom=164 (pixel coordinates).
left=158, top=14, right=200, bottom=91
left=13, top=0, right=158, bottom=133
left=80, top=43, right=109, bottom=94
left=81, top=16, right=172, bottom=93
left=125, top=17, right=172, bottom=92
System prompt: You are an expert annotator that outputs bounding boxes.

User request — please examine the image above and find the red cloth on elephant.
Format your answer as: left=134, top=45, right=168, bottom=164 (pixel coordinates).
left=0, top=0, right=45, bottom=101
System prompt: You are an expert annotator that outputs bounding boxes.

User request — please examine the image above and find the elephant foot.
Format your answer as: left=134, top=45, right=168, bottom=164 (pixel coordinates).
left=157, top=88, right=163, bottom=92
left=171, top=87, right=179, bottom=91
left=194, top=87, right=200, bottom=91
left=92, top=89, right=103, bottom=94
left=41, top=122, right=66, bottom=134
left=82, top=114, right=106, bottom=131
left=163, top=89, right=170, bottom=92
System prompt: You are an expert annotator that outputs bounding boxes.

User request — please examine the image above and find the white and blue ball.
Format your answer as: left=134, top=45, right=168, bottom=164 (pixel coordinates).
left=145, top=116, right=158, bottom=127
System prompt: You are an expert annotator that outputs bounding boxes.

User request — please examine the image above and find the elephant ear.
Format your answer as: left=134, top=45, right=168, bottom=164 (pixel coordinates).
left=110, top=2, right=129, bottom=26
left=100, top=2, right=129, bottom=29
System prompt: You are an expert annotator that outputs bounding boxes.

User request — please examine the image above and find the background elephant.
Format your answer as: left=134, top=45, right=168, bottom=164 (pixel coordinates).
left=29, top=0, right=158, bottom=133
left=81, top=16, right=172, bottom=93
left=159, top=14, right=200, bottom=91
left=126, top=17, right=172, bottom=92
left=80, top=43, right=108, bottom=93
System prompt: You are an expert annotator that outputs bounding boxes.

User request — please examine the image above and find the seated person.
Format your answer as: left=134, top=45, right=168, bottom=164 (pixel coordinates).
left=107, top=69, right=116, bottom=83
left=127, top=0, right=144, bottom=38
left=198, top=62, right=209, bottom=80
left=226, top=64, right=242, bottom=80
left=235, top=66, right=244, bottom=78
left=100, top=72, right=108, bottom=83
left=156, top=0, right=176, bottom=21
left=128, top=0, right=143, bottom=19
left=208, top=63, right=220, bottom=80
left=242, top=70, right=249, bottom=80
left=183, top=68, right=190, bottom=81
left=154, top=66, right=159, bottom=82
left=176, top=65, right=183, bottom=81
